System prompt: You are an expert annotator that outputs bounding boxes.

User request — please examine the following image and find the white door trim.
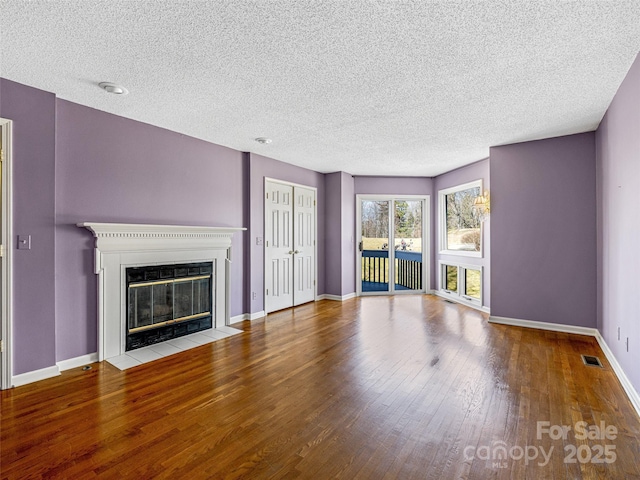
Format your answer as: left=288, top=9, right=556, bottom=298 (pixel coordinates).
left=264, top=178, right=318, bottom=313
left=0, top=118, right=14, bottom=389
left=356, top=194, right=430, bottom=297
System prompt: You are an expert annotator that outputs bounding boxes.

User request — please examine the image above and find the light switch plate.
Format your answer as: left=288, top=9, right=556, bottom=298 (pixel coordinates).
left=17, top=235, right=31, bottom=250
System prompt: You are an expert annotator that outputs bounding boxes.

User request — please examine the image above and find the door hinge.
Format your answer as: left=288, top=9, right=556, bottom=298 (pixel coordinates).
left=0, top=245, right=4, bottom=258
left=0, top=340, right=3, bottom=352
left=266, top=192, right=269, bottom=199
left=266, top=289, right=269, bottom=296
left=266, top=240, right=269, bottom=247
left=314, top=200, right=316, bottom=206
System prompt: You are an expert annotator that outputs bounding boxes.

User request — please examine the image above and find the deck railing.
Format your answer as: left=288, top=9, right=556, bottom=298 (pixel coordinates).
left=362, top=250, right=422, bottom=290
left=395, top=250, right=423, bottom=290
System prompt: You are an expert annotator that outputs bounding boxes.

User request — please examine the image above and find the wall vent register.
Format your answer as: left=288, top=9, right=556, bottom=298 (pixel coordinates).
left=126, top=261, right=213, bottom=351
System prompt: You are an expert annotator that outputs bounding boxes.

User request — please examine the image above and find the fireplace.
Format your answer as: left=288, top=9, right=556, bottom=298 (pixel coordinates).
left=126, top=261, right=214, bottom=351
left=78, top=223, right=245, bottom=361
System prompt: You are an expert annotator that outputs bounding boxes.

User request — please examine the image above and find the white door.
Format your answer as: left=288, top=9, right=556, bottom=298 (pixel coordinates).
left=265, top=180, right=316, bottom=313
left=293, top=186, right=315, bottom=305
left=265, top=181, right=294, bottom=312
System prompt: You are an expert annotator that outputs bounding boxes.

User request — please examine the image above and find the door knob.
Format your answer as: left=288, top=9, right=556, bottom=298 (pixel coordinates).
left=294, top=250, right=300, bottom=254
left=288, top=250, right=294, bottom=255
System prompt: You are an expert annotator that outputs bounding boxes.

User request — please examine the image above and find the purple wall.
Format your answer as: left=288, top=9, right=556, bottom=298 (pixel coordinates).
left=248, top=153, right=326, bottom=313
left=596, top=53, right=640, bottom=392
left=0, top=79, right=57, bottom=375
left=3, top=79, right=328, bottom=373
left=353, top=176, right=433, bottom=196
left=325, top=173, right=343, bottom=296
left=434, top=159, right=490, bottom=307
left=325, top=172, right=355, bottom=296
left=490, top=133, right=597, bottom=327
left=340, top=173, right=356, bottom=296
left=54, top=100, right=246, bottom=361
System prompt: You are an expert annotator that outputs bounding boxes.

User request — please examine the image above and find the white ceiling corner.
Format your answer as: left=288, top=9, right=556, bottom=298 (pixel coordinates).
left=0, top=1, right=639, bottom=176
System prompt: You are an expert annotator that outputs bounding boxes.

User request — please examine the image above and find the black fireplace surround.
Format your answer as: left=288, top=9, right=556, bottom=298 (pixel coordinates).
left=126, top=261, right=213, bottom=351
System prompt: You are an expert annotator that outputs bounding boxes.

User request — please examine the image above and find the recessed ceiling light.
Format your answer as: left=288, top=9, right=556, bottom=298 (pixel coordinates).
left=255, top=137, right=272, bottom=145
left=99, top=82, right=129, bottom=95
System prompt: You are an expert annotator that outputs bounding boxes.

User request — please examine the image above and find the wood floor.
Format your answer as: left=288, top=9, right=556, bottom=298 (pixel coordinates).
left=2, top=296, right=639, bottom=479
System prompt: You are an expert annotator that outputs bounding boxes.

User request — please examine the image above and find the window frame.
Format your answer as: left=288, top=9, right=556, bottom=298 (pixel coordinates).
left=439, top=261, right=483, bottom=307
left=438, top=180, right=483, bottom=258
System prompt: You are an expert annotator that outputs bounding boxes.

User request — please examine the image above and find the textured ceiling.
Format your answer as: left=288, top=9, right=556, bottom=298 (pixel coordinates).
left=1, top=1, right=639, bottom=176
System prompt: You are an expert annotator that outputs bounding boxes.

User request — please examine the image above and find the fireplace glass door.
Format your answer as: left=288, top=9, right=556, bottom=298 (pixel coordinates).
left=128, top=275, right=211, bottom=331
left=126, top=262, right=213, bottom=350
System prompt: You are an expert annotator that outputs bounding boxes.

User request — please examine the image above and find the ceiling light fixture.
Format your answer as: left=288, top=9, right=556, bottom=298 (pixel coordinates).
left=99, top=82, right=129, bottom=95
left=255, top=137, right=272, bottom=145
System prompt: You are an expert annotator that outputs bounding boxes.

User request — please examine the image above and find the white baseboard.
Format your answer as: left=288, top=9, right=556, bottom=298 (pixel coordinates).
left=230, top=310, right=266, bottom=324
left=317, top=292, right=356, bottom=302
left=247, top=310, right=267, bottom=321
left=230, top=313, right=248, bottom=323
left=57, top=353, right=99, bottom=372
left=594, top=332, right=640, bottom=419
left=434, top=290, right=490, bottom=313
left=12, top=365, right=60, bottom=388
left=318, top=294, right=340, bottom=301
left=488, top=315, right=598, bottom=336
left=489, top=315, right=640, bottom=419
left=12, top=353, right=100, bottom=387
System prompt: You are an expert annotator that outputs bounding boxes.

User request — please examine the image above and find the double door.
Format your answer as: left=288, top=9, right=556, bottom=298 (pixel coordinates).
left=265, top=180, right=316, bottom=313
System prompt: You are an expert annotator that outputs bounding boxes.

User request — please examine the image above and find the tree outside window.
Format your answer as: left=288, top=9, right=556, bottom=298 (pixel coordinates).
left=440, top=181, right=482, bottom=254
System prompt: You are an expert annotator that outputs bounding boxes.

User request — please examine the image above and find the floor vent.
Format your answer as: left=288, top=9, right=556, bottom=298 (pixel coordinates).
left=581, top=355, right=603, bottom=368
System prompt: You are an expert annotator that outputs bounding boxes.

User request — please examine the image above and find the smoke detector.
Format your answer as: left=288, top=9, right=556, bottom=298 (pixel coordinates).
left=255, top=137, right=272, bottom=145
left=99, top=82, right=129, bottom=95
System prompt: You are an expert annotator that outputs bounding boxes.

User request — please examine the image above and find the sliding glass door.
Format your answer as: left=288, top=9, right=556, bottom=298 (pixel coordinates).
left=357, top=196, right=428, bottom=295
left=360, top=200, right=390, bottom=292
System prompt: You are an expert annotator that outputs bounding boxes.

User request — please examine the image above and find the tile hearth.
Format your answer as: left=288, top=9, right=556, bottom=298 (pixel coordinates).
left=106, top=326, right=242, bottom=370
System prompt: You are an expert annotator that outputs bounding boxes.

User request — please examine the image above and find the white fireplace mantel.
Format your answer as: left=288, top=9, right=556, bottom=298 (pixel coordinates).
left=78, top=222, right=245, bottom=361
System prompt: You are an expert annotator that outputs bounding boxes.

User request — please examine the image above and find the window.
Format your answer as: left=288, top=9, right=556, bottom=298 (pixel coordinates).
left=464, top=268, right=481, bottom=300
left=439, top=180, right=482, bottom=256
left=440, top=262, right=482, bottom=306
left=445, top=265, right=458, bottom=292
